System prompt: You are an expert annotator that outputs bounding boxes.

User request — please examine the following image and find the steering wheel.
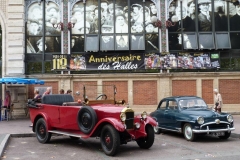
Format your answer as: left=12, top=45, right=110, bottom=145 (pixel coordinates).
left=96, top=94, right=107, bottom=100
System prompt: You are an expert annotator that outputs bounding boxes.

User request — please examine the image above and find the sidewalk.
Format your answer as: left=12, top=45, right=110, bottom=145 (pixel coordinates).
left=0, top=116, right=240, bottom=157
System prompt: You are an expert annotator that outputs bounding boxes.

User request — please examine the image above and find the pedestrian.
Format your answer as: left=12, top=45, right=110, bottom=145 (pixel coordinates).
left=213, top=89, right=223, bottom=113
left=43, top=87, right=51, bottom=96
left=33, top=89, right=42, bottom=102
left=3, top=90, right=11, bottom=120
left=59, top=89, right=64, bottom=94
left=66, top=89, right=72, bottom=94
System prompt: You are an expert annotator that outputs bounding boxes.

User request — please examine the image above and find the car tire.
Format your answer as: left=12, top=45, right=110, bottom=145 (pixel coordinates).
left=35, top=118, right=52, bottom=143
left=136, top=125, right=155, bottom=149
left=218, top=131, right=231, bottom=139
left=77, top=106, right=97, bottom=134
left=183, top=123, right=196, bottom=141
left=100, top=124, right=120, bottom=156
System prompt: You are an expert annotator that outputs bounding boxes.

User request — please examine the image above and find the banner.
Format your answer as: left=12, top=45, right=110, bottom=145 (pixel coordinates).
left=52, top=52, right=220, bottom=71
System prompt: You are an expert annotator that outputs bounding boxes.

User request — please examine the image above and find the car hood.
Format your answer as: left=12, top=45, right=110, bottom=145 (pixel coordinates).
left=181, top=108, right=220, bottom=118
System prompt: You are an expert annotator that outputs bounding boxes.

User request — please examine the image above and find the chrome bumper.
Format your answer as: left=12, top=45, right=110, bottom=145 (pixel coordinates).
left=193, top=125, right=235, bottom=133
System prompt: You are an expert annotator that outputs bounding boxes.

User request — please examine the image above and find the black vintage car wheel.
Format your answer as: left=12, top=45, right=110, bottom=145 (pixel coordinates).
left=218, top=131, right=231, bottom=139
left=136, top=125, right=155, bottom=149
left=35, top=118, right=52, bottom=143
left=100, top=124, right=120, bottom=156
left=183, top=123, right=196, bottom=141
left=77, top=106, right=97, bottom=134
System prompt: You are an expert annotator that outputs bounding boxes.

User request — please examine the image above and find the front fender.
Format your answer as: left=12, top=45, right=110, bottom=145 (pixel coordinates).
left=91, top=117, right=125, bottom=133
left=127, top=115, right=157, bottom=139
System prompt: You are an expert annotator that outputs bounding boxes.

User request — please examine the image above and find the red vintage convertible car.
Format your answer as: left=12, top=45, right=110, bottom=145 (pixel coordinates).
left=28, top=85, right=157, bottom=156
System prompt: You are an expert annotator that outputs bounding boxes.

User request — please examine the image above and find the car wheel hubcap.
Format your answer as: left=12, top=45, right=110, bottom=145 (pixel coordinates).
left=185, top=126, right=192, bottom=139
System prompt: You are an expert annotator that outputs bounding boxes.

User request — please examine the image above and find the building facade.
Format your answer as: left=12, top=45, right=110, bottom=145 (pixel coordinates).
left=1, top=0, right=240, bottom=117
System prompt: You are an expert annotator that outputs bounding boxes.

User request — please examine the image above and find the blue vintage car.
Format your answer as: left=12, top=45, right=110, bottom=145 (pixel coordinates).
left=150, top=96, right=235, bottom=141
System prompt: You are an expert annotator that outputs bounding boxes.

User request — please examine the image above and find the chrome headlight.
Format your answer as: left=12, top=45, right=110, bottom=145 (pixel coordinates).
left=197, top=116, right=204, bottom=125
left=227, top=115, right=233, bottom=123
left=141, top=111, right=147, bottom=119
left=120, top=112, right=126, bottom=121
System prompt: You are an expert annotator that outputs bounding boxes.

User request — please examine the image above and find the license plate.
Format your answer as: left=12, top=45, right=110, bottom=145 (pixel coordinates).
left=212, top=132, right=225, bottom=136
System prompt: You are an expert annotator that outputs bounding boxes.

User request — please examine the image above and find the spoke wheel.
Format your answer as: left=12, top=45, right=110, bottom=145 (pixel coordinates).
left=183, top=123, right=196, bottom=141
left=100, top=124, right=120, bottom=156
left=35, top=118, right=52, bottom=143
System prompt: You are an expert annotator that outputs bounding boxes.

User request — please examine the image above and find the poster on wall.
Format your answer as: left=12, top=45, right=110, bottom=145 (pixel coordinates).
left=52, top=52, right=220, bottom=71
left=69, top=53, right=144, bottom=70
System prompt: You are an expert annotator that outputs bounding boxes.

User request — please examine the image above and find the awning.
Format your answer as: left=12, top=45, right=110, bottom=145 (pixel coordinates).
left=0, top=78, right=45, bottom=85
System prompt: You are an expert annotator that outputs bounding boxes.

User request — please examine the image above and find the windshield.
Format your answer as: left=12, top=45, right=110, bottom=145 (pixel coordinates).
left=178, top=98, right=207, bottom=109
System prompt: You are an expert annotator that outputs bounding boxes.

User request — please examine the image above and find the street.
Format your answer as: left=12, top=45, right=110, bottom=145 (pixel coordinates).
left=1, top=131, right=240, bottom=160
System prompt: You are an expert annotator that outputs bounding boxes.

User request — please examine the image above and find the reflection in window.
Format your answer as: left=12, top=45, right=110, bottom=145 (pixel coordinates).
left=182, top=33, right=197, bottom=49
left=101, top=35, right=114, bottom=50
left=230, top=33, right=240, bottom=49
left=131, top=35, right=144, bottom=50
left=145, top=34, right=159, bottom=51
left=71, top=36, right=85, bottom=52
left=199, top=33, right=214, bottom=49
left=130, top=3, right=143, bottom=31
left=214, top=0, right=228, bottom=31
left=215, top=33, right=230, bottom=49
left=45, top=2, right=61, bottom=35
left=230, top=1, right=240, bottom=31
left=26, top=62, right=42, bottom=74
left=198, top=1, right=212, bottom=31
left=169, top=33, right=182, bottom=50
left=116, top=35, right=129, bottom=50
left=85, top=35, right=99, bottom=51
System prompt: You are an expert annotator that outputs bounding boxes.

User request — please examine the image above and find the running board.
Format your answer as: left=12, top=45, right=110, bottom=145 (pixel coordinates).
left=49, top=130, right=89, bottom=138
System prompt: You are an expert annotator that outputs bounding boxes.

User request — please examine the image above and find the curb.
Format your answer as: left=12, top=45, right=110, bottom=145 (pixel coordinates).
left=0, top=134, right=10, bottom=158
left=0, top=133, right=35, bottom=158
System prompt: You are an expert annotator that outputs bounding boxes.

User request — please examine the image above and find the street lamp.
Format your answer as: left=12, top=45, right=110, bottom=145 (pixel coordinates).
left=51, top=17, right=64, bottom=30
left=68, top=17, right=77, bottom=30
left=151, top=16, right=162, bottom=28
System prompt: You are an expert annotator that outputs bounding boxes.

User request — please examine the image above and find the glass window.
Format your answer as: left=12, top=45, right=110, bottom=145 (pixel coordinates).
left=198, top=1, right=212, bottom=31
left=214, top=0, right=228, bottom=31
left=199, top=33, right=214, bottom=49
left=230, top=33, right=240, bottom=49
left=116, top=35, right=129, bottom=50
left=182, top=33, right=198, bottom=49
left=131, top=34, right=144, bottom=50
left=85, top=35, right=99, bottom=51
left=215, top=33, right=231, bottom=49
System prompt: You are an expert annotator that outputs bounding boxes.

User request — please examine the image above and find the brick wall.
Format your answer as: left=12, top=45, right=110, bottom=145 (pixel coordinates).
left=133, top=80, right=157, bottom=105
left=202, top=79, right=213, bottom=104
left=103, top=81, right=128, bottom=102
left=28, top=81, right=58, bottom=99
left=172, top=80, right=196, bottom=96
left=219, top=79, right=240, bottom=104
left=72, top=81, right=97, bottom=101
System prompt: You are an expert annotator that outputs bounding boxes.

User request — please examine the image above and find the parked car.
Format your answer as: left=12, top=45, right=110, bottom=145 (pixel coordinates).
left=28, top=85, right=157, bottom=156
left=150, top=96, right=235, bottom=141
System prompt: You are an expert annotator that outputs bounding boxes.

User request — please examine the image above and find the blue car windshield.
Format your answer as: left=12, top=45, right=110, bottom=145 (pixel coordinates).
left=178, top=98, right=207, bottom=109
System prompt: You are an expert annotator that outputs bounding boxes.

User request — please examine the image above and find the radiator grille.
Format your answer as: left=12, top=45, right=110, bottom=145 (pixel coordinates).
left=202, top=123, right=228, bottom=130
left=125, top=112, right=134, bottom=129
